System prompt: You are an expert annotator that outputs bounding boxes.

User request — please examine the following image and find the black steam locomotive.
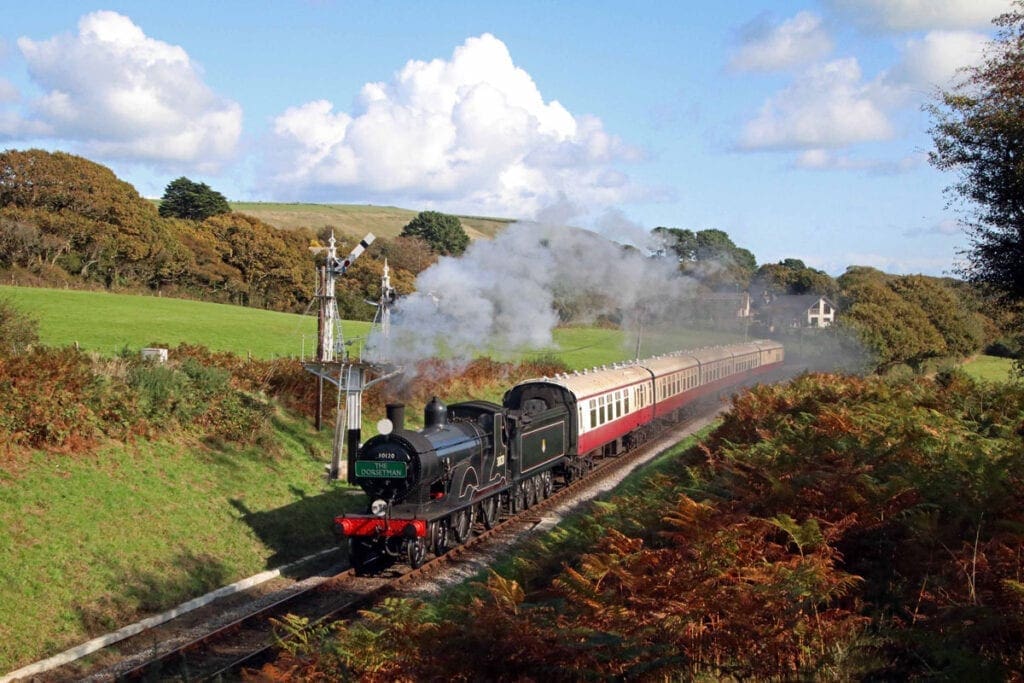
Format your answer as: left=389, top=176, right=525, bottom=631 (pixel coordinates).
left=335, top=340, right=784, bottom=573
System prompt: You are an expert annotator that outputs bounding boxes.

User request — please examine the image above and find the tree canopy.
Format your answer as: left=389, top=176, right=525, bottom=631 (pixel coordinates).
left=652, top=226, right=757, bottom=291
left=928, top=4, right=1024, bottom=304
left=752, top=259, right=838, bottom=299
left=158, top=177, right=231, bottom=221
left=400, top=211, right=469, bottom=256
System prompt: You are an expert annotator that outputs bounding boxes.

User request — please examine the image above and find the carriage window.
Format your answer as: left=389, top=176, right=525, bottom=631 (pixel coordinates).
left=616, top=397, right=622, bottom=417
left=590, top=401, right=597, bottom=427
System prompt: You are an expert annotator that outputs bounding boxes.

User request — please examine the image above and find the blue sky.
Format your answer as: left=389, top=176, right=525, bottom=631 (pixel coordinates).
left=0, top=0, right=1013, bottom=276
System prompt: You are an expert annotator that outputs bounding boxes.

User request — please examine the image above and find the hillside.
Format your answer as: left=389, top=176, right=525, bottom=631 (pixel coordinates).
left=227, top=202, right=513, bottom=241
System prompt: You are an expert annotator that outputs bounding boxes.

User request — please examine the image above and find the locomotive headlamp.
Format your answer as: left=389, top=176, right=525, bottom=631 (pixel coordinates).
left=371, top=499, right=388, bottom=517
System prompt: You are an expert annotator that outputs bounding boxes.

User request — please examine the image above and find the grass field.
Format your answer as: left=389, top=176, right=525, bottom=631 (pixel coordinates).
left=0, top=285, right=347, bottom=359
left=0, top=286, right=743, bottom=368
left=227, top=201, right=513, bottom=241
left=962, top=354, right=1019, bottom=382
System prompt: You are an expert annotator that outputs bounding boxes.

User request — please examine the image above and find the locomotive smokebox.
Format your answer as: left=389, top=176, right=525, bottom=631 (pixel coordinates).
left=424, top=396, right=447, bottom=430
left=386, top=403, right=405, bottom=432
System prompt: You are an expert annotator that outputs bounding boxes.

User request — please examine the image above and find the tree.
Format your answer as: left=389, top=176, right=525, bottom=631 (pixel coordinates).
left=0, top=149, right=158, bottom=226
left=751, top=260, right=838, bottom=299
left=400, top=211, right=469, bottom=256
left=928, top=4, right=1024, bottom=304
left=158, top=177, right=230, bottom=221
left=652, top=226, right=757, bottom=291
left=890, top=275, right=985, bottom=358
left=838, top=267, right=948, bottom=370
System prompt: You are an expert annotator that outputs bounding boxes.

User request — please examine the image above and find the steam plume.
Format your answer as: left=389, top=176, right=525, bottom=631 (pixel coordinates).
left=365, top=220, right=703, bottom=367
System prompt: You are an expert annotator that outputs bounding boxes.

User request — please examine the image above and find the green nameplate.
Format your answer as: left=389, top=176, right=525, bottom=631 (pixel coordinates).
left=355, top=460, right=407, bottom=478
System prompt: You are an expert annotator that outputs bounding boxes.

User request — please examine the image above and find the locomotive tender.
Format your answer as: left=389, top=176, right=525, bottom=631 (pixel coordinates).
left=336, top=340, right=784, bottom=572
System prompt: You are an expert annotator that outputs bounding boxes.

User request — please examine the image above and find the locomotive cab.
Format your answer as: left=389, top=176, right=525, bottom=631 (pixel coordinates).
left=503, top=383, right=574, bottom=479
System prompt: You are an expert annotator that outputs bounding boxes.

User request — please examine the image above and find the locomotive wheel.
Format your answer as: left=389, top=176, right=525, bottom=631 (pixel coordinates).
left=511, top=482, right=526, bottom=513
left=480, top=496, right=499, bottom=529
left=526, top=477, right=539, bottom=507
left=541, top=471, right=553, bottom=499
left=430, top=521, right=450, bottom=556
left=451, top=509, right=471, bottom=544
left=407, top=539, right=426, bottom=569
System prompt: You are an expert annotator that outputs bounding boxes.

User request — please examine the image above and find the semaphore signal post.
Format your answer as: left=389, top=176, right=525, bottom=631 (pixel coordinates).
left=304, top=232, right=401, bottom=481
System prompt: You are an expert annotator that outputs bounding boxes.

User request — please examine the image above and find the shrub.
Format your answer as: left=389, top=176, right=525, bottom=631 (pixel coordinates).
left=0, top=296, right=38, bottom=356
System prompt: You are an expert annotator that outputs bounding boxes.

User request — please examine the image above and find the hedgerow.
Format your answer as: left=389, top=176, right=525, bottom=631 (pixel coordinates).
left=0, top=333, right=568, bottom=469
left=0, top=343, right=276, bottom=461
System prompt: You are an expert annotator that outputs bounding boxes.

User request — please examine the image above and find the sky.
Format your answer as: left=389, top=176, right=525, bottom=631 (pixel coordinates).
left=0, top=0, right=1014, bottom=276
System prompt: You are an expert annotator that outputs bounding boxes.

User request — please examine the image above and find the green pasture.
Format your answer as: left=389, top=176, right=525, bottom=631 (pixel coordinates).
left=1, top=286, right=743, bottom=368
left=227, top=201, right=512, bottom=241
left=962, top=355, right=1018, bottom=383
left=0, top=285, right=348, bottom=359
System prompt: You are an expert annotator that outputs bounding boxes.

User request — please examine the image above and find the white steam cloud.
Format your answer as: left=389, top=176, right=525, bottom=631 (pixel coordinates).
left=366, top=221, right=700, bottom=367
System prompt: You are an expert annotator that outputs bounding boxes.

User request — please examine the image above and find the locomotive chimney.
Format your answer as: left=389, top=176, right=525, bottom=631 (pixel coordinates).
left=386, top=403, right=405, bottom=432
left=424, top=396, right=446, bottom=430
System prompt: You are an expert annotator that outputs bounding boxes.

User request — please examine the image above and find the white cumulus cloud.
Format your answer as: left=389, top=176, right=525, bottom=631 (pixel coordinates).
left=729, top=11, right=833, bottom=72
left=825, top=0, right=1014, bottom=31
left=265, top=33, right=641, bottom=217
left=738, top=27, right=988, bottom=156
left=739, top=58, right=893, bottom=150
left=881, top=30, right=988, bottom=98
left=14, top=11, right=241, bottom=170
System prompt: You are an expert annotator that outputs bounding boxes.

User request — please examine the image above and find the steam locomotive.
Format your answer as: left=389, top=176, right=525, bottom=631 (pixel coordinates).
left=335, top=340, right=785, bottom=573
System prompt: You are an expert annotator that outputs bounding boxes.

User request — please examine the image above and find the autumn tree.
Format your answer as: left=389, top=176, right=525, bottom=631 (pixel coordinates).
left=202, top=213, right=314, bottom=310
left=400, top=211, right=469, bottom=256
left=0, top=149, right=157, bottom=226
left=929, top=4, right=1024, bottom=305
left=158, top=177, right=231, bottom=221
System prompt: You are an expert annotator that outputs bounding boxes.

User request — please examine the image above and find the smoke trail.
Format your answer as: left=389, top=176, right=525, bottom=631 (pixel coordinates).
left=365, top=219, right=704, bottom=368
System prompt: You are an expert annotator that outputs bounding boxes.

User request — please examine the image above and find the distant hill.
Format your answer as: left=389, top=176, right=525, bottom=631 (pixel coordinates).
left=226, top=202, right=513, bottom=241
